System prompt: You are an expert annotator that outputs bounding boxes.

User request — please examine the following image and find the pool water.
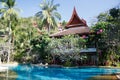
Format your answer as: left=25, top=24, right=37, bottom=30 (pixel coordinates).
left=9, top=65, right=120, bottom=80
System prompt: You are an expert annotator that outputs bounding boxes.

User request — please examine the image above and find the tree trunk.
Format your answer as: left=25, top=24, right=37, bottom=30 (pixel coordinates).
left=7, top=21, right=12, bottom=63
left=48, top=24, right=51, bottom=34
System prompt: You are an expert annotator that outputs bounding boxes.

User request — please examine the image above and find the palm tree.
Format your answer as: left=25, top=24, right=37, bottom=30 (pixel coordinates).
left=0, top=0, right=20, bottom=63
left=36, top=0, right=61, bottom=33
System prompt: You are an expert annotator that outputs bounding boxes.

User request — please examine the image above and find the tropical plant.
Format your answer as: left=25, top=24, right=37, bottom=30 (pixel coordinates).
left=30, top=32, right=51, bottom=63
left=0, top=0, right=20, bottom=62
left=13, top=17, right=40, bottom=63
left=91, top=7, right=120, bottom=65
left=36, top=0, right=61, bottom=33
left=46, top=35, right=86, bottom=65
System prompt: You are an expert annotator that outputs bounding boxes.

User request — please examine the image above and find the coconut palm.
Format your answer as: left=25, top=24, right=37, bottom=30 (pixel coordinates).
left=36, top=0, right=61, bottom=33
left=0, top=0, right=20, bottom=63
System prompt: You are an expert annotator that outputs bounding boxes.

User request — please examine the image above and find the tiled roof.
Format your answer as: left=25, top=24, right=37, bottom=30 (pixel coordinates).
left=50, top=26, right=90, bottom=37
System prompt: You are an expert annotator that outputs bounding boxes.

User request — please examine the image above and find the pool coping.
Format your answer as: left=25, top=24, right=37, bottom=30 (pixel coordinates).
left=0, top=62, right=18, bottom=67
left=32, top=64, right=120, bottom=69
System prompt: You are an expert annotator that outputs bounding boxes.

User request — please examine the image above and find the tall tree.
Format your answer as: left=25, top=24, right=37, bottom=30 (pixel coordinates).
left=36, top=0, right=61, bottom=33
left=92, top=7, right=120, bottom=65
left=0, top=0, right=20, bottom=63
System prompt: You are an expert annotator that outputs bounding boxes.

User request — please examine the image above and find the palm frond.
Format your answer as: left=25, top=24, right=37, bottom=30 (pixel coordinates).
left=49, top=4, right=60, bottom=12
left=0, top=8, right=6, bottom=14
left=40, top=0, right=48, bottom=10
left=50, top=0, right=54, bottom=8
left=48, top=0, right=50, bottom=7
left=35, top=11, right=43, bottom=18
left=51, top=17, right=57, bottom=28
left=6, top=0, right=15, bottom=8
left=1, top=1, right=8, bottom=8
left=41, top=19, right=47, bottom=28
left=36, top=0, right=61, bottom=33
left=53, top=12, right=61, bottom=20
left=0, top=0, right=6, bottom=2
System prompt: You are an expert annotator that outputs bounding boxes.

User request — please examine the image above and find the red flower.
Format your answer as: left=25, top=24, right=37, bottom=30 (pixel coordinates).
left=99, top=29, right=103, bottom=33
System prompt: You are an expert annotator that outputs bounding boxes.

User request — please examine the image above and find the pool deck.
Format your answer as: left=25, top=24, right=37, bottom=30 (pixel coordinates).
left=0, top=62, right=18, bottom=66
left=0, top=62, right=18, bottom=72
left=0, top=66, right=8, bottom=72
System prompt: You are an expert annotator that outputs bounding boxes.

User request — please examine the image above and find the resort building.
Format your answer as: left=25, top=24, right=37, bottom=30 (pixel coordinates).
left=50, top=7, right=90, bottom=37
left=50, top=7, right=97, bottom=65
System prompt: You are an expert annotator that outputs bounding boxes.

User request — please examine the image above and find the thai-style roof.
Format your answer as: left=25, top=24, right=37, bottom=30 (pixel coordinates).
left=50, top=7, right=90, bottom=37
left=50, top=26, right=90, bottom=37
left=65, top=7, right=87, bottom=28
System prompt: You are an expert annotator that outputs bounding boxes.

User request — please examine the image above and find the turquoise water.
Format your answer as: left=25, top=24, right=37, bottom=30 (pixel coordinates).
left=10, top=65, right=120, bottom=80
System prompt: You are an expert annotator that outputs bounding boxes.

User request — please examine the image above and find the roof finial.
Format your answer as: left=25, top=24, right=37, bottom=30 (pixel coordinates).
left=73, top=6, right=77, bottom=14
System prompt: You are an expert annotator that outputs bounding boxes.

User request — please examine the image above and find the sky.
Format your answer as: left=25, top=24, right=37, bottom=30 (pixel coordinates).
left=16, top=0, right=120, bottom=26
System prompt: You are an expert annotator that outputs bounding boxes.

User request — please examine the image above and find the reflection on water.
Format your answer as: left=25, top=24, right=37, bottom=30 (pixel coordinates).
left=0, top=70, right=17, bottom=80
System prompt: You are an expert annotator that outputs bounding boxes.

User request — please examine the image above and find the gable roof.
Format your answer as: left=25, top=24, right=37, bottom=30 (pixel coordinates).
left=65, top=7, right=87, bottom=28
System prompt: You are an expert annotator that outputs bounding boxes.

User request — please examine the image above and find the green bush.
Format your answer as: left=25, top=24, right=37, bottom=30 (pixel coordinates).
left=63, top=59, right=72, bottom=67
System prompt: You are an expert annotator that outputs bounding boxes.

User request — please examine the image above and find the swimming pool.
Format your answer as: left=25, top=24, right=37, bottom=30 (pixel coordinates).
left=8, top=65, right=120, bottom=80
